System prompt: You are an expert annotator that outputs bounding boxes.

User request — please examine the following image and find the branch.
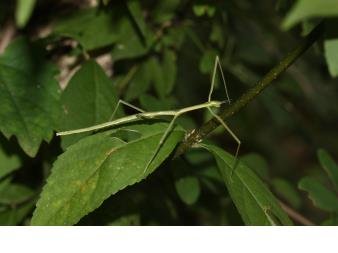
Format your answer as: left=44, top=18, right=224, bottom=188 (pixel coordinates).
left=278, top=200, right=315, bottom=226
left=0, top=20, right=16, bottom=54
left=174, top=22, right=324, bottom=158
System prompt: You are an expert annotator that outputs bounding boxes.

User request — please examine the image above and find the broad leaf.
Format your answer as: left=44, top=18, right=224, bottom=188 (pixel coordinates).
left=324, top=39, right=338, bottom=77
left=283, top=0, right=338, bottom=29
left=241, top=153, right=270, bottom=181
left=54, top=7, right=150, bottom=53
left=31, top=123, right=184, bottom=225
left=59, top=60, right=120, bottom=148
left=175, top=176, right=201, bottom=205
left=298, top=176, right=338, bottom=212
left=54, top=8, right=119, bottom=50
left=0, top=38, right=61, bottom=157
left=202, top=144, right=292, bottom=225
left=317, top=148, right=338, bottom=188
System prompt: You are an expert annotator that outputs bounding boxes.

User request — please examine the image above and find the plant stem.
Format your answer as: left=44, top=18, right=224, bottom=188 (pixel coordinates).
left=174, top=22, right=324, bottom=158
left=278, top=200, right=315, bottom=226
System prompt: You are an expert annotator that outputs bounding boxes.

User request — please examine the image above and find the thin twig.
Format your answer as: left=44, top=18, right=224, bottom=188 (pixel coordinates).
left=0, top=20, right=16, bottom=54
left=174, top=22, right=324, bottom=158
left=278, top=200, right=315, bottom=226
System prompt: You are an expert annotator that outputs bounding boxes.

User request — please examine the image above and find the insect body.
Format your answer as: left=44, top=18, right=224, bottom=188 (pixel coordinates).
left=57, top=56, right=241, bottom=174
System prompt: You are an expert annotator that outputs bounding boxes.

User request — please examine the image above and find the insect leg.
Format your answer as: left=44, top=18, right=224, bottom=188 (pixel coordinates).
left=209, top=55, right=231, bottom=104
left=110, top=99, right=145, bottom=120
left=143, top=115, right=179, bottom=174
left=207, top=107, right=241, bottom=174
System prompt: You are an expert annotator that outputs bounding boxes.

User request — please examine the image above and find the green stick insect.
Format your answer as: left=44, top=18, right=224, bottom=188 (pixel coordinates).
left=57, top=56, right=241, bottom=174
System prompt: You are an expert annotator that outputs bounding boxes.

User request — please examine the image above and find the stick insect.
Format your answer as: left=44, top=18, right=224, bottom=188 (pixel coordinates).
left=57, top=56, right=241, bottom=174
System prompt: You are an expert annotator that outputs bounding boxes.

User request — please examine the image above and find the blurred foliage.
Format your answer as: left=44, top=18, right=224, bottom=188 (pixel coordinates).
left=0, top=0, right=338, bottom=225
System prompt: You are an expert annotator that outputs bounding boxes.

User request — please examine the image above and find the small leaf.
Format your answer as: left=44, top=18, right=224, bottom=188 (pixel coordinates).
left=162, top=50, right=177, bottom=96
left=59, top=60, right=120, bottom=148
left=317, top=149, right=338, bottom=189
left=31, top=123, right=184, bottom=225
left=202, top=144, right=292, bottom=225
left=0, top=37, right=61, bottom=157
left=272, top=178, right=302, bottom=209
left=0, top=182, right=34, bottom=205
left=199, top=49, right=217, bottom=74
left=283, top=0, right=338, bottom=29
left=153, top=0, right=181, bottom=24
left=175, top=176, right=201, bottom=205
left=109, top=214, right=140, bottom=226
left=299, top=176, right=338, bottom=212
left=111, top=34, right=149, bottom=61
left=0, top=144, right=22, bottom=179
left=0, top=201, right=35, bottom=225
left=324, top=39, right=338, bottom=77
left=152, top=50, right=178, bottom=98
left=125, top=61, right=152, bottom=101
left=54, top=8, right=137, bottom=51
left=126, top=0, right=148, bottom=41
left=193, top=5, right=207, bottom=17
left=15, top=0, right=36, bottom=28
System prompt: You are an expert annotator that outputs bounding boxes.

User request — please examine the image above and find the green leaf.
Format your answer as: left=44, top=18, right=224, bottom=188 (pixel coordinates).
left=111, top=1, right=154, bottom=62
left=111, top=34, right=149, bottom=61
left=321, top=215, right=338, bottom=225
left=109, top=214, right=140, bottom=226
left=324, top=39, right=338, bottom=77
left=199, top=49, right=217, bottom=74
left=175, top=176, right=201, bottom=205
left=272, top=178, right=302, bottom=209
left=193, top=4, right=216, bottom=17
left=139, top=94, right=176, bottom=112
left=0, top=37, right=61, bottom=157
left=162, top=50, right=177, bottom=96
left=152, top=50, right=178, bottom=98
left=31, top=123, right=184, bottom=225
left=54, top=8, right=139, bottom=51
left=299, top=176, right=338, bottom=212
left=148, top=57, right=163, bottom=98
left=202, top=144, right=292, bottom=225
left=125, top=60, right=152, bottom=101
left=283, top=0, right=338, bottom=29
left=0, top=201, right=35, bottom=225
left=317, top=149, right=338, bottom=189
left=59, top=60, right=120, bottom=148
left=126, top=0, right=148, bottom=41
left=0, top=182, right=34, bottom=205
left=241, top=153, right=270, bottom=181
left=15, top=0, right=36, bottom=28
left=153, top=0, right=181, bottom=24
left=0, top=144, right=22, bottom=179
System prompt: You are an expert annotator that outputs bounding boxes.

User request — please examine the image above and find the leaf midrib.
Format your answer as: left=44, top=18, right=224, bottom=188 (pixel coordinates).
left=212, top=147, right=275, bottom=225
